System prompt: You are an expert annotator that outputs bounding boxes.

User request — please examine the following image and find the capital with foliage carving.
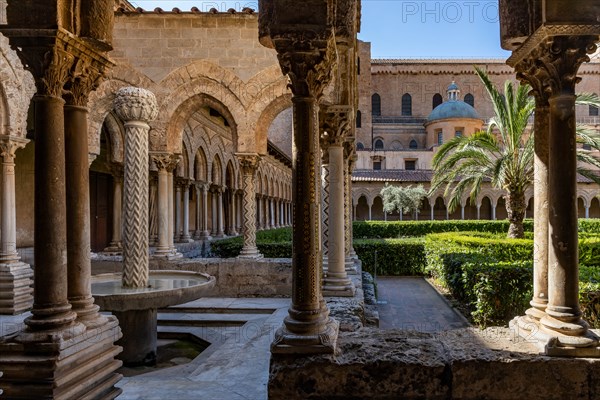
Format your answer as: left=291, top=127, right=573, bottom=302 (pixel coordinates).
left=114, top=87, right=159, bottom=123
left=513, top=35, right=598, bottom=98
left=150, top=152, right=180, bottom=173
left=320, top=104, right=353, bottom=147
left=0, top=135, right=29, bottom=162
left=236, top=153, right=261, bottom=175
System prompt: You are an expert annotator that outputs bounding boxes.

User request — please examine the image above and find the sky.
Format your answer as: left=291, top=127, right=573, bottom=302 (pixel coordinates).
left=130, top=0, right=511, bottom=59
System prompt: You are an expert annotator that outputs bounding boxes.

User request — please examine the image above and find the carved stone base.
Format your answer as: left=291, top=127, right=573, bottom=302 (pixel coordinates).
left=345, top=257, right=358, bottom=275
left=0, top=261, right=33, bottom=315
left=154, top=249, right=183, bottom=260
left=0, top=316, right=123, bottom=399
left=510, top=316, right=600, bottom=357
left=238, top=247, right=263, bottom=259
left=102, top=247, right=123, bottom=256
left=271, top=317, right=339, bottom=354
left=323, top=276, right=356, bottom=297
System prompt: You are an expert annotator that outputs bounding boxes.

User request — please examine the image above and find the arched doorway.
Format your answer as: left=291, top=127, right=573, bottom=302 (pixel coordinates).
left=356, top=195, right=369, bottom=220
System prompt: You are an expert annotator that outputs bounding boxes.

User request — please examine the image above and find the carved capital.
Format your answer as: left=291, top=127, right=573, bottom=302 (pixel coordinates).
left=114, top=87, right=159, bottom=123
left=66, top=57, right=106, bottom=106
left=320, top=104, right=352, bottom=147
left=236, top=153, right=261, bottom=175
left=273, top=34, right=336, bottom=99
left=40, top=46, right=75, bottom=97
left=150, top=152, right=180, bottom=173
left=0, top=135, right=29, bottom=162
left=514, top=35, right=598, bottom=98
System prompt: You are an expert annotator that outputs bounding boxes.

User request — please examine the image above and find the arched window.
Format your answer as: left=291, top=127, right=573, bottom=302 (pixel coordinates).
left=356, top=110, right=362, bottom=128
left=432, top=93, right=443, bottom=110
left=409, top=139, right=418, bottom=149
left=464, top=93, right=474, bottom=107
left=590, top=94, right=599, bottom=116
left=372, top=93, right=381, bottom=116
left=374, top=138, right=384, bottom=150
left=402, top=93, right=412, bottom=116
left=356, top=142, right=365, bottom=150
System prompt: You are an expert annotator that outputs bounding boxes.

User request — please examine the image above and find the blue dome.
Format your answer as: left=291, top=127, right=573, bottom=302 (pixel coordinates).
left=447, top=82, right=459, bottom=91
left=427, top=100, right=481, bottom=122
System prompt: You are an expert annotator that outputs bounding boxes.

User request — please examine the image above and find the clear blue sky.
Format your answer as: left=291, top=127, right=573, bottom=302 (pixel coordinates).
left=130, top=0, right=511, bottom=59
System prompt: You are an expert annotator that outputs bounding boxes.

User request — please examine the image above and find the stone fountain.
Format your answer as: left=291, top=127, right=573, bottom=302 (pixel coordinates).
left=92, top=87, right=215, bottom=366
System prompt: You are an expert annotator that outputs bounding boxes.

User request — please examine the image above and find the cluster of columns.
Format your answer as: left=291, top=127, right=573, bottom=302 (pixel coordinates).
left=0, top=17, right=123, bottom=396
left=256, top=193, right=292, bottom=230
left=510, top=33, right=600, bottom=355
left=0, top=136, right=33, bottom=315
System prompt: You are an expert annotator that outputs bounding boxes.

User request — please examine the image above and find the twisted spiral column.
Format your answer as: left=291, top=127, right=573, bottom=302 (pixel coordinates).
left=114, top=87, right=158, bottom=289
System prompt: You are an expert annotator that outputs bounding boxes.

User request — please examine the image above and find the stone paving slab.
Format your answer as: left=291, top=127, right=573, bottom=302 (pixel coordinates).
left=376, top=276, right=469, bottom=331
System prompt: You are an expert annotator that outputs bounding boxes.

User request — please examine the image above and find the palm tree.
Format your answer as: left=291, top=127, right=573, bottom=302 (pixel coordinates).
left=430, top=67, right=600, bottom=238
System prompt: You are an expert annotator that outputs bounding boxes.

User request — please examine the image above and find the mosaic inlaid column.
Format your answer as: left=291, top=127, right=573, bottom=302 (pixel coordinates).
left=322, top=106, right=355, bottom=296
left=321, top=148, right=330, bottom=269
left=201, top=184, right=211, bottom=239
left=267, top=35, right=339, bottom=354
left=114, top=87, right=158, bottom=288
left=0, top=135, right=32, bottom=315
left=104, top=164, right=123, bottom=254
left=174, top=180, right=183, bottom=242
left=181, top=180, right=193, bottom=242
left=237, top=153, right=262, bottom=258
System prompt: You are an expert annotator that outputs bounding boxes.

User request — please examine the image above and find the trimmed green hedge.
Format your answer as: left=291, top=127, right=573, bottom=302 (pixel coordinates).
left=210, top=228, right=293, bottom=258
left=424, top=231, right=533, bottom=282
left=352, top=220, right=535, bottom=239
left=354, top=238, right=426, bottom=276
left=579, top=219, right=600, bottom=234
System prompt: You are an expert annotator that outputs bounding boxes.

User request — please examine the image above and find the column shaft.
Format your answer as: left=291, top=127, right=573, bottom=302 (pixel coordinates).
left=175, top=183, right=182, bottom=242
left=106, top=173, right=123, bottom=252
left=156, top=169, right=170, bottom=253
left=27, top=95, right=78, bottom=332
left=182, top=183, right=192, bottom=241
left=64, top=104, right=104, bottom=326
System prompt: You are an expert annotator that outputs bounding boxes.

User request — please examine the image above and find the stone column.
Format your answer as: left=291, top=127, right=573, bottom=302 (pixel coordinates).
left=149, top=174, right=158, bottom=246
left=174, top=180, right=182, bottom=242
left=510, top=35, right=600, bottom=354
left=64, top=95, right=106, bottom=327
left=267, top=35, right=339, bottom=354
left=476, top=204, right=481, bottom=220
left=181, top=180, right=193, bottom=242
left=491, top=203, right=496, bottom=221
left=540, top=38, right=598, bottom=348
left=0, top=136, right=33, bottom=315
left=321, top=150, right=330, bottom=268
left=216, top=188, right=225, bottom=237
left=229, top=188, right=238, bottom=235
left=114, top=87, right=158, bottom=289
left=104, top=165, right=123, bottom=254
left=194, top=184, right=202, bottom=238
left=321, top=106, right=355, bottom=297
left=430, top=204, right=435, bottom=221
left=237, top=153, right=262, bottom=258
left=24, top=91, right=83, bottom=336
left=201, top=184, right=211, bottom=239
left=345, top=148, right=358, bottom=264
left=368, top=202, right=372, bottom=221
left=150, top=153, right=178, bottom=258
left=586, top=206, right=590, bottom=219
left=461, top=205, right=465, bottom=220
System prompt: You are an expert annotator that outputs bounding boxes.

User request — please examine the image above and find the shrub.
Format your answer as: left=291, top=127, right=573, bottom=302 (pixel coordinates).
left=210, top=227, right=293, bottom=258
left=424, top=231, right=533, bottom=283
left=353, top=220, right=534, bottom=239
left=354, top=238, right=425, bottom=276
left=579, top=219, right=600, bottom=234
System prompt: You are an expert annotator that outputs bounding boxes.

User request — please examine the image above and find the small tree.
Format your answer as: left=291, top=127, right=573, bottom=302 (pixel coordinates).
left=380, top=184, right=427, bottom=219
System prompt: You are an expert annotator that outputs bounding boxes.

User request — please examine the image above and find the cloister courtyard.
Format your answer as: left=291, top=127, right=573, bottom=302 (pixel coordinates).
left=0, top=0, right=600, bottom=399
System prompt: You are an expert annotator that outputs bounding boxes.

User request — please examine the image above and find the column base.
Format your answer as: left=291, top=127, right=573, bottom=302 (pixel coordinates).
left=102, top=246, right=123, bottom=256
left=271, top=317, right=339, bottom=354
left=510, top=315, right=600, bottom=357
left=238, top=247, right=263, bottom=259
left=0, top=316, right=123, bottom=399
left=0, top=261, right=33, bottom=315
left=153, top=248, right=183, bottom=260
left=177, top=237, right=194, bottom=244
left=323, top=276, right=356, bottom=297
left=345, top=257, right=358, bottom=275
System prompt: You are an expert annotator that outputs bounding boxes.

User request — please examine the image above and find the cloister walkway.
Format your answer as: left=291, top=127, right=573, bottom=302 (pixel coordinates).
left=376, top=276, right=470, bottom=331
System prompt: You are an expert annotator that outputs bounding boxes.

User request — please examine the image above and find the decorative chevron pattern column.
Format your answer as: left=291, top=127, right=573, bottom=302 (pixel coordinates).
left=237, top=153, right=262, bottom=259
left=114, top=87, right=158, bottom=289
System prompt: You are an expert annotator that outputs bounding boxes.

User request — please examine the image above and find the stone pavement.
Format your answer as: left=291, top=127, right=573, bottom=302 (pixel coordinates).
left=375, top=276, right=469, bottom=332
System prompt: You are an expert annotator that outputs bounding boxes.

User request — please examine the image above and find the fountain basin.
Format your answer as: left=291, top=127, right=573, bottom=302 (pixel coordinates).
left=92, top=270, right=216, bottom=366
left=92, top=270, right=216, bottom=311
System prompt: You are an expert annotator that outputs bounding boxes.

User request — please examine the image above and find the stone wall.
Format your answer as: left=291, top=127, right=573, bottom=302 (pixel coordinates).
left=111, top=12, right=278, bottom=83
left=269, top=328, right=600, bottom=400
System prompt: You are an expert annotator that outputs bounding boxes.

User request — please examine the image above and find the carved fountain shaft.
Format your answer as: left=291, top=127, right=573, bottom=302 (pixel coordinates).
left=114, top=87, right=158, bottom=288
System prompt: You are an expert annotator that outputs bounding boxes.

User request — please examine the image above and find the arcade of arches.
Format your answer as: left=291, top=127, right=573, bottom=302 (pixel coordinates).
left=0, top=0, right=599, bottom=399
